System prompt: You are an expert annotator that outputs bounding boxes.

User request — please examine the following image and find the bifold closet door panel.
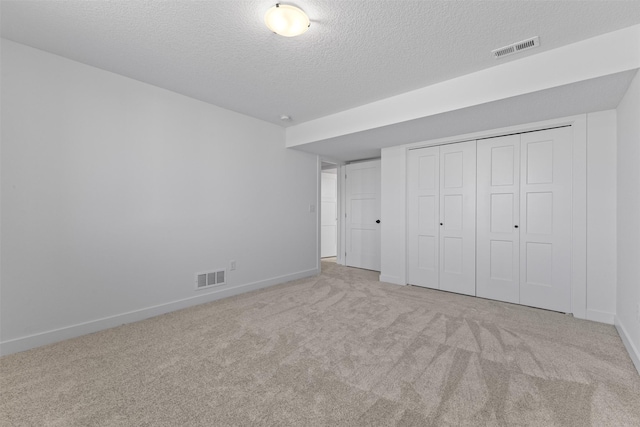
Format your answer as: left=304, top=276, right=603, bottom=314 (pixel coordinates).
left=520, top=127, right=572, bottom=312
left=407, top=146, right=440, bottom=288
left=476, top=135, right=521, bottom=304
left=439, top=141, right=476, bottom=296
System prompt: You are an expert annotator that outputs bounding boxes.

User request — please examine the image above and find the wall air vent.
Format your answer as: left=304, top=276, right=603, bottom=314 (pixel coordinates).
left=195, top=269, right=226, bottom=290
left=492, top=36, right=539, bottom=59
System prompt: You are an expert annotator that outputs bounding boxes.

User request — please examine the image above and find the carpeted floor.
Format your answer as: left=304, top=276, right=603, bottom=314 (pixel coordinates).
left=1, top=259, right=639, bottom=426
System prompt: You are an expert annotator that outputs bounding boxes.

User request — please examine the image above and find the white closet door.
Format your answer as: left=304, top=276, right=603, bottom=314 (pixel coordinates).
left=407, top=146, right=440, bottom=288
left=345, top=160, right=381, bottom=271
left=439, top=141, right=476, bottom=296
left=520, top=127, right=572, bottom=312
left=476, top=135, right=521, bottom=303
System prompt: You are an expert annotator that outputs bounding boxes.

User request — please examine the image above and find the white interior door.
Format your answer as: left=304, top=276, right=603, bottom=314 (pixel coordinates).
left=321, top=171, right=338, bottom=258
left=408, top=146, right=440, bottom=288
left=439, top=141, right=477, bottom=296
left=345, top=160, right=381, bottom=271
left=477, top=135, right=521, bottom=303
left=520, top=127, right=572, bottom=312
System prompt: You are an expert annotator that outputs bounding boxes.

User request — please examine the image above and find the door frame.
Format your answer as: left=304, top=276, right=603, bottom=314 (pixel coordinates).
left=340, top=158, right=383, bottom=268
left=318, top=158, right=346, bottom=268
left=319, top=161, right=339, bottom=259
left=394, top=114, right=587, bottom=318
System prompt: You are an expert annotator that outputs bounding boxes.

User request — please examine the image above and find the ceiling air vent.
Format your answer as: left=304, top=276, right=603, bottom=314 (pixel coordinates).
left=492, top=36, right=539, bottom=59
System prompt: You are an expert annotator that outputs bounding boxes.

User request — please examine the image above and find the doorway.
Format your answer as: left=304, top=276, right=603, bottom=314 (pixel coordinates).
left=319, top=159, right=381, bottom=272
left=321, top=162, right=338, bottom=259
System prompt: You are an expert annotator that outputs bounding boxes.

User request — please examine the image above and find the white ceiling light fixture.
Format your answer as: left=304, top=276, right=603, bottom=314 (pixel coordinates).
left=264, top=4, right=310, bottom=37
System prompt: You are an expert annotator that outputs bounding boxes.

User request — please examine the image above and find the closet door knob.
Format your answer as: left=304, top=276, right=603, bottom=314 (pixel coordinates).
left=514, top=225, right=519, bottom=228
left=440, top=223, right=443, bottom=226
left=376, top=220, right=381, bottom=224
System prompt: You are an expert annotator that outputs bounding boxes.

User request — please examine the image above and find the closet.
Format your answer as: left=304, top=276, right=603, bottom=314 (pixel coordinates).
left=407, top=140, right=476, bottom=296
left=407, top=126, right=573, bottom=312
left=477, top=127, right=572, bottom=312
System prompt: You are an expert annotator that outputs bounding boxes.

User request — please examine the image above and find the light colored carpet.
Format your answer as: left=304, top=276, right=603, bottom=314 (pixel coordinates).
left=1, top=260, right=639, bottom=426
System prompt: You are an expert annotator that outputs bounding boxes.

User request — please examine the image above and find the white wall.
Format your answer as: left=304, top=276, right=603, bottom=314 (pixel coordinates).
left=586, top=110, right=618, bottom=323
left=380, top=113, right=616, bottom=322
left=616, top=70, right=640, bottom=372
left=379, top=145, right=406, bottom=285
left=0, top=40, right=319, bottom=355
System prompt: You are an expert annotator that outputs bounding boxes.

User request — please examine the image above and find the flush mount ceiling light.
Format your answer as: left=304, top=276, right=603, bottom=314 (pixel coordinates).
left=264, top=4, right=310, bottom=37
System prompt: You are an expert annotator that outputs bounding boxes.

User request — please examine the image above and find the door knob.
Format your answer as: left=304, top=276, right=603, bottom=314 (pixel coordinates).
left=376, top=219, right=381, bottom=224
left=440, top=223, right=443, bottom=226
left=514, top=225, right=519, bottom=228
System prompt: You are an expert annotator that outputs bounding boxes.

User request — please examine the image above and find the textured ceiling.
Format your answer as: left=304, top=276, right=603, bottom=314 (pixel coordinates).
left=2, top=0, right=640, bottom=128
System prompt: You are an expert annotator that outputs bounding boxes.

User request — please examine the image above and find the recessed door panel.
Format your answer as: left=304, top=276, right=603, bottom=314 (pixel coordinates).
left=490, top=193, right=514, bottom=234
left=491, top=146, right=515, bottom=186
left=351, top=198, right=377, bottom=224
left=477, top=135, right=521, bottom=304
left=321, top=201, right=336, bottom=224
left=525, top=242, right=553, bottom=287
left=418, top=196, right=436, bottom=234
left=443, top=195, right=463, bottom=231
left=526, top=140, right=553, bottom=184
left=490, top=240, right=514, bottom=281
left=418, top=236, right=436, bottom=271
left=419, top=155, right=437, bottom=190
left=526, top=192, right=553, bottom=235
left=350, top=167, right=378, bottom=194
left=439, top=141, right=476, bottom=296
left=443, top=237, right=463, bottom=274
left=444, top=151, right=464, bottom=188
left=350, top=228, right=378, bottom=267
left=321, top=226, right=337, bottom=258
left=408, top=147, right=440, bottom=288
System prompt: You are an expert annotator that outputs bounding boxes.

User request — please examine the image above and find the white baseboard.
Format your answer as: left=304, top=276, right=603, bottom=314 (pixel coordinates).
left=0, top=268, right=318, bottom=356
left=586, top=309, right=615, bottom=324
left=379, top=274, right=405, bottom=286
left=615, top=316, right=640, bottom=376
